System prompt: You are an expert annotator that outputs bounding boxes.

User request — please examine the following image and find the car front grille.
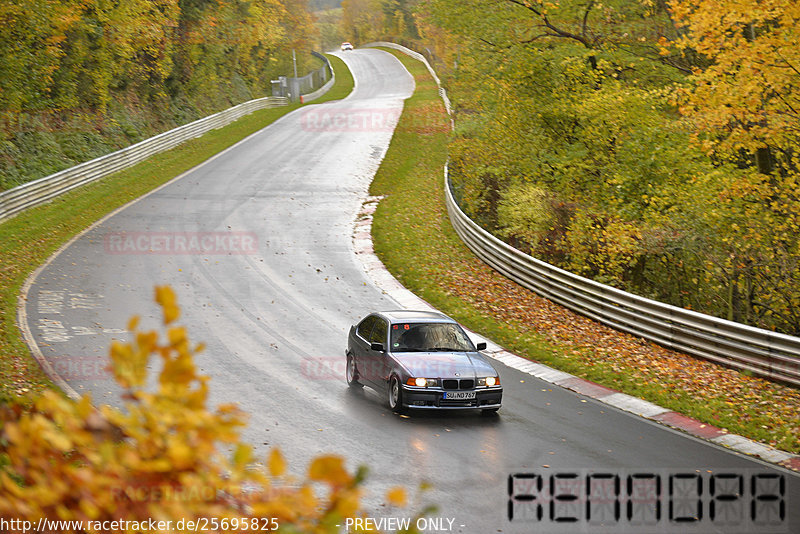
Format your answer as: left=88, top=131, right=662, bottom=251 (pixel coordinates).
left=439, top=399, right=477, bottom=407
left=441, top=378, right=475, bottom=390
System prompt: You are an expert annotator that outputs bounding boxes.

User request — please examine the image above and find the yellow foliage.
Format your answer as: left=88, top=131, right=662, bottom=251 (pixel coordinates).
left=669, top=0, right=800, bottom=157
left=565, top=211, right=644, bottom=286
left=308, top=456, right=352, bottom=488
left=0, top=287, right=382, bottom=532
left=497, top=183, right=554, bottom=249
left=268, top=448, right=287, bottom=477
left=155, top=285, right=180, bottom=325
left=385, top=487, right=407, bottom=508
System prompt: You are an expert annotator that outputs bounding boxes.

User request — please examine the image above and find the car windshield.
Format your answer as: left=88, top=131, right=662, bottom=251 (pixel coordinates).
left=390, top=322, right=474, bottom=352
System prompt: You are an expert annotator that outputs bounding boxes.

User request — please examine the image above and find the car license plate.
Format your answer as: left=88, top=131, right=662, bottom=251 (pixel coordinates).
left=443, top=391, right=476, bottom=400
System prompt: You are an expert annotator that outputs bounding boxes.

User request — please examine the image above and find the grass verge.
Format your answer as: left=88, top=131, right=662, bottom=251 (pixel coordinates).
left=316, top=54, right=354, bottom=103
left=369, top=48, right=800, bottom=454
left=0, top=54, right=354, bottom=405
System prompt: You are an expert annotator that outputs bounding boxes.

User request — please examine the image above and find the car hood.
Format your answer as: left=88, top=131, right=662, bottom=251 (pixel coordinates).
left=392, top=351, right=496, bottom=378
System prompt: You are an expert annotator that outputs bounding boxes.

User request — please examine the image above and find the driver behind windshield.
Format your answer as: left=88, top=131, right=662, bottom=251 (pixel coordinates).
left=391, top=323, right=473, bottom=352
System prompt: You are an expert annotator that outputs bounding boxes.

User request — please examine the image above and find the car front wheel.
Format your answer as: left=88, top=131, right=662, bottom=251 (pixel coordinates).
left=346, top=354, right=362, bottom=388
left=388, top=375, right=405, bottom=413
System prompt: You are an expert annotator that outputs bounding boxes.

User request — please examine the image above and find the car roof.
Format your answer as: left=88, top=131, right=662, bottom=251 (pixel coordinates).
left=375, top=310, right=456, bottom=324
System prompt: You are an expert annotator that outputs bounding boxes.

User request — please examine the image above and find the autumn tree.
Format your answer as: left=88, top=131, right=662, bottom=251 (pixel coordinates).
left=341, top=0, right=383, bottom=43
left=659, top=0, right=800, bottom=327
left=0, top=0, right=321, bottom=190
left=316, top=6, right=348, bottom=51
left=668, top=0, right=800, bottom=176
left=0, top=287, right=413, bottom=529
left=412, top=0, right=800, bottom=334
left=340, top=0, right=419, bottom=44
left=0, top=0, right=76, bottom=116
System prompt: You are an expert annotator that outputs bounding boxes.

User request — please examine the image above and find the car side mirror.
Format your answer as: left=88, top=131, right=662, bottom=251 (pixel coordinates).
left=370, top=342, right=385, bottom=352
left=476, top=342, right=487, bottom=351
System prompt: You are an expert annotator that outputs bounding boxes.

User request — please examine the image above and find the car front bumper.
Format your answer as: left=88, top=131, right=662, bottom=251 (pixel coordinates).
left=400, top=385, right=503, bottom=409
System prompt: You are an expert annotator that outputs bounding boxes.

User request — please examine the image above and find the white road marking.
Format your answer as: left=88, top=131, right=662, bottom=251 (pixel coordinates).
left=38, top=318, right=71, bottom=342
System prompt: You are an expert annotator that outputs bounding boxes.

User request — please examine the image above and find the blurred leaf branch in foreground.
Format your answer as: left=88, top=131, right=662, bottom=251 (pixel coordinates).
left=0, top=286, right=420, bottom=532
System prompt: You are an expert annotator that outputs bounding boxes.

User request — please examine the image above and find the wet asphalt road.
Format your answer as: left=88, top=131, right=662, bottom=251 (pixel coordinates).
left=23, top=49, right=798, bottom=533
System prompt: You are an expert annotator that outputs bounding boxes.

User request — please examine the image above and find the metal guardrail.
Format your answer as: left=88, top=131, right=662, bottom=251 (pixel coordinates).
left=444, top=165, right=800, bottom=386
left=311, top=51, right=332, bottom=69
left=277, top=52, right=333, bottom=102
left=368, top=40, right=800, bottom=387
left=301, top=53, right=335, bottom=104
left=0, top=96, right=288, bottom=223
left=364, top=42, right=452, bottom=117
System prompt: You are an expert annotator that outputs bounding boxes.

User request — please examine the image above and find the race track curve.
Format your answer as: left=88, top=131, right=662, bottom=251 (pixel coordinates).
left=23, top=49, right=798, bottom=533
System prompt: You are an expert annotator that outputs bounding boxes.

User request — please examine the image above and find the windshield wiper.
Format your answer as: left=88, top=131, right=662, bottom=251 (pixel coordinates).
left=427, top=347, right=467, bottom=352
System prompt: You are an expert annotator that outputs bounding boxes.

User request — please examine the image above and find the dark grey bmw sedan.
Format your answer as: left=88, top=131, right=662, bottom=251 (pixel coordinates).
left=346, top=310, right=503, bottom=413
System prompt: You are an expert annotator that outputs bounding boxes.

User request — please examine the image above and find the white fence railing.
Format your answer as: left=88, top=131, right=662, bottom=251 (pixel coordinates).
left=0, top=96, right=288, bottom=223
left=0, top=96, right=290, bottom=222
left=445, top=165, right=800, bottom=386
left=369, top=40, right=800, bottom=387
left=301, top=52, right=336, bottom=104
left=363, top=41, right=452, bottom=118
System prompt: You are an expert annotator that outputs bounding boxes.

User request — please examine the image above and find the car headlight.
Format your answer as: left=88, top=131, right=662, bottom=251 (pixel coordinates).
left=407, top=377, right=438, bottom=387
left=478, top=376, right=500, bottom=387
